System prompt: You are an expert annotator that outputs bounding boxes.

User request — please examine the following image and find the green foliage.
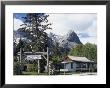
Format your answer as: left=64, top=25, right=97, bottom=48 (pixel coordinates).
left=14, top=62, right=22, bottom=75
left=69, top=44, right=83, bottom=56
left=14, top=39, right=26, bottom=56
left=50, top=43, right=61, bottom=56
left=51, top=56, right=62, bottom=63
left=69, top=43, right=97, bottom=62
left=49, top=42, right=64, bottom=64
left=84, top=43, right=97, bottom=62
left=26, top=64, right=37, bottom=72
left=40, top=59, right=46, bottom=73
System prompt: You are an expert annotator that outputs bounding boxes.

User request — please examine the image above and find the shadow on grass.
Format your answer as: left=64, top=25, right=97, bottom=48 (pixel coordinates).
left=22, top=71, right=48, bottom=75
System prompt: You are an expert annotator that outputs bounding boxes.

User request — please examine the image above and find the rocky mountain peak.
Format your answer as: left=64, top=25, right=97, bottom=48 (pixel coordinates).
left=67, top=30, right=82, bottom=44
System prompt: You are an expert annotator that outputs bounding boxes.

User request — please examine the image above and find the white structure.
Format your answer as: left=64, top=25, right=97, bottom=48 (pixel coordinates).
left=26, top=55, right=42, bottom=60
left=25, top=55, right=42, bottom=74
left=60, top=55, right=95, bottom=72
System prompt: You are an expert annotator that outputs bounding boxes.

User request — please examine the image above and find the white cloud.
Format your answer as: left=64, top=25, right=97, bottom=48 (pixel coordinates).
left=80, top=37, right=97, bottom=44
left=87, top=19, right=97, bottom=37
left=45, top=14, right=72, bottom=36
left=46, top=13, right=97, bottom=44
left=14, top=18, right=23, bottom=31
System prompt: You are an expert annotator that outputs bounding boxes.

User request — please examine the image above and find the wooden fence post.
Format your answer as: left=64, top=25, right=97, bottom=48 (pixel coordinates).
left=38, top=59, right=40, bottom=74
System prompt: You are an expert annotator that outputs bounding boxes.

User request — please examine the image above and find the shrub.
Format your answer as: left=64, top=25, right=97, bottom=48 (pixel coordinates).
left=14, top=62, right=22, bottom=75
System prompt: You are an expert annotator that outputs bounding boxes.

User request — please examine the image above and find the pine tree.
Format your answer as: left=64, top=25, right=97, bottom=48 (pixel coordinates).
left=18, top=13, right=52, bottom=52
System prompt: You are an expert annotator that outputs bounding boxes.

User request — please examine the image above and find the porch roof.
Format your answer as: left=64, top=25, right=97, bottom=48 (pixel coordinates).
left=68, top=55, right=94, bottom=63
left=61, top=55, right=94, bottom=63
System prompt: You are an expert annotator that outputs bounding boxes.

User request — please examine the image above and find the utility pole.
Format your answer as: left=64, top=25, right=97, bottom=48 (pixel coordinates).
left=19, top=48, right=22, bottom=74
left=47, top=47, right=49, bottom=75
left=19, top=35, right=22, bottom=64
left=20, top=48, right=22, bottom=63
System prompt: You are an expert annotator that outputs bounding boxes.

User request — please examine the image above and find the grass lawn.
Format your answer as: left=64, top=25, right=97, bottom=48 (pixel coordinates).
left=22, top=71, right=38, bottom=75
left=59, top=71, right=81, bottom=75
left=22, top=71, right=72, bottom=75
left=22, top=71, right=48, bottom=75
left=20, top=71, right=96, bottom=76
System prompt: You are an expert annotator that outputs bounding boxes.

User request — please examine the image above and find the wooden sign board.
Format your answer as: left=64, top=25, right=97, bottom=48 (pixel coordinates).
left=26, top=55, right=42, bottom=60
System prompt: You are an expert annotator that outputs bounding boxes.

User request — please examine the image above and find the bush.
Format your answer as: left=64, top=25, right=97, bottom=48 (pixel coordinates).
left=26, top=64, right=37, bottom=72
left=14, top=62, right=22, bottom=75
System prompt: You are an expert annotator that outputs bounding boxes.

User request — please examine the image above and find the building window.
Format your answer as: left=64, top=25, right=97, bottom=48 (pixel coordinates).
left=71, top=62, right=73, bottom=69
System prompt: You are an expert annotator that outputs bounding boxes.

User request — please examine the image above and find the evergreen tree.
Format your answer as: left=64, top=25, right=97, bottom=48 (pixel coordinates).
left=18, top=13, right=52, bottom=52
left=14, top=13, right=52, bottom=73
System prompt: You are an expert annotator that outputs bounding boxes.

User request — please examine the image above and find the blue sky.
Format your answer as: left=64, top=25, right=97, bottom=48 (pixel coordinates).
left=14, top=13, right=97, bottom=44
left=14, top=13, right=26, bottom=21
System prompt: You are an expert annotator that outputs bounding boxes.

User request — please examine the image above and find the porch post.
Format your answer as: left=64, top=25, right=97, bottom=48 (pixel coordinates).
left=86, top=63, right=88, bottom=70
left=89, top=63, right=91, bottom=72
left=64, top=63, right=66, bottom=75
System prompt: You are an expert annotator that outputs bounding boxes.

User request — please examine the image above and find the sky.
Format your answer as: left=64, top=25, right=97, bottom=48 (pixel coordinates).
left=14, top=13, right=97, bottom=44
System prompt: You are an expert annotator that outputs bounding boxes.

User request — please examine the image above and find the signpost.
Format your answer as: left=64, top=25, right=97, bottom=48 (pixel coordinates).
left=26, top=55, right=42, bottom=74
left=26, top=55, right=42, bottom=60
left=18, top=47, right=49, bottom=75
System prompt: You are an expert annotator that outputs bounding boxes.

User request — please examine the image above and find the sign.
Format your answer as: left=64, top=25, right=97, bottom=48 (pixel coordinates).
left=26, top=55, right=42, bottom=60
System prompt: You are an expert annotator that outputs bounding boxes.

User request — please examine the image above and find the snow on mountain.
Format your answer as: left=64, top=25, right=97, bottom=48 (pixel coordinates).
left=14, top=30, right=82, bottom=49
left=48, top=31, right=82, bottom=49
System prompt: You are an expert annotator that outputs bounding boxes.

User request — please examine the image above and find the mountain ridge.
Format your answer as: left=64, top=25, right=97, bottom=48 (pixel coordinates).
left=14, top=30, right=82, bottom=49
